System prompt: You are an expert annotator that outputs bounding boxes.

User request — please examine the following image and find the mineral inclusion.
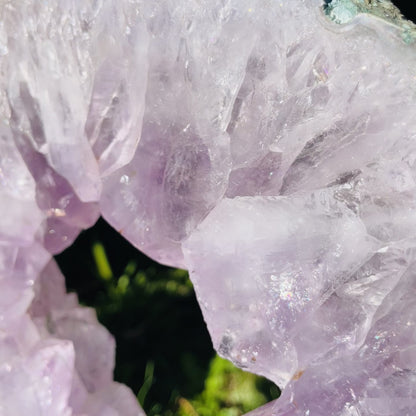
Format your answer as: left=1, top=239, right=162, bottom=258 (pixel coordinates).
left=0, top=0, right=415, bottom=415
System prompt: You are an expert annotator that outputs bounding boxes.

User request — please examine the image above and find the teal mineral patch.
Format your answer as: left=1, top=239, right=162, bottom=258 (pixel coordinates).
left=324, top=0, right=359, bottom=24
left=323, top=0, right=416, bottom=43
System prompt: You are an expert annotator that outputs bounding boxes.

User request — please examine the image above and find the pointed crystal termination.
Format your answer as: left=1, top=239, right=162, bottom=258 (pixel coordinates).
left=0, top=1, right=147, bottom=414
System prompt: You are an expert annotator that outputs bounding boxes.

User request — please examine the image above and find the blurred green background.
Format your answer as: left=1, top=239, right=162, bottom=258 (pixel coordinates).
left=55, top=218, right=279, bottom=416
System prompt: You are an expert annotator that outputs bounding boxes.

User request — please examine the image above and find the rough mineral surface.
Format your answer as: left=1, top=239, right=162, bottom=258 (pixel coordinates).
left=0, top=1, right=146, bottom=414
left=1, top=0, right=416, bottom=415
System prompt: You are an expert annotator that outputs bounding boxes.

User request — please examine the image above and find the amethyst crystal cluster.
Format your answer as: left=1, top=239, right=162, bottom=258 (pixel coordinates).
left=1, top=0, right=415, bottom=414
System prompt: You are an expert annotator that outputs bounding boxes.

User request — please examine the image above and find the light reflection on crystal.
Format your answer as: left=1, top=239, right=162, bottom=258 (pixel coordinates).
left=1, top=0, right=416, bottom=415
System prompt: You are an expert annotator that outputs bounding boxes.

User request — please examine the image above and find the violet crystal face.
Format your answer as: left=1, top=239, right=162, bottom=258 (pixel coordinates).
left=1, top=0, right=416, bottom=415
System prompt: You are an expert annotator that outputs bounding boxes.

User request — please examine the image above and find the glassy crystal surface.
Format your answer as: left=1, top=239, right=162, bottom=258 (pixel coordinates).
left=0, top=1, right=146, bottom=414
left=1, top=0, right=416, bottom=414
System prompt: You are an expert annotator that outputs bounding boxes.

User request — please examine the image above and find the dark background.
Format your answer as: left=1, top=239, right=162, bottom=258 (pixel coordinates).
left=392, top=1, right=416, bottom=23
left=56, top=219, right=279, bottom=415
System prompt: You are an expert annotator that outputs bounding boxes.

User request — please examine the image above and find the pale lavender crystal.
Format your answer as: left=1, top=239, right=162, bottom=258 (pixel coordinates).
left=0, top=255, right=145, bottom=416
left=104, top=0, right=416, bottom=414
left=29, top=260, right=145, bottom=416
left=245, top=260, right=416, bottom=415
left=100, top=0, right=246, bottom=267
left=178, top=1, right=416, bottom=413
left=1, top=0, right=148, bottom=253
left=1, top=0, right=416, bottom=415
left=0, top=1, right=146, bottom=414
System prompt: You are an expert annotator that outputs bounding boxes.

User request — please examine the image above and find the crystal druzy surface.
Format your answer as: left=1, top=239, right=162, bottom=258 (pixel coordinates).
left=1, top=0, right=416, bottom=415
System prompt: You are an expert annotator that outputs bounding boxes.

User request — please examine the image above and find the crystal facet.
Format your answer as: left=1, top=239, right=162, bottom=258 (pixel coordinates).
left=1, top=0, right=416, bottom=414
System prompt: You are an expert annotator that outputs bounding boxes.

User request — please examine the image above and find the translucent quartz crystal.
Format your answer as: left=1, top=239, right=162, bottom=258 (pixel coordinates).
left=1, top=0, right=148, bottom=253
left=29, top=260, right=144, bottom=416
left=1, top=0, right=416, bottom=414
left=0, top=254, right=145, bottom=416
left=1, top=1, right=146, bottom=414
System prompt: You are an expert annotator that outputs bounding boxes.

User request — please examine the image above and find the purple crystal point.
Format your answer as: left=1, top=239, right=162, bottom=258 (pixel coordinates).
left=1, top=0, right=416, bottom=414
left=0, top=1, right=147, bottom=414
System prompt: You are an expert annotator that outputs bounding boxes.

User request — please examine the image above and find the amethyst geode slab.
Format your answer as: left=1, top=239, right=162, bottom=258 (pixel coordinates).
left=1, top=0, right=416, bottom=415
left=1, top=0, right=146, bottom=414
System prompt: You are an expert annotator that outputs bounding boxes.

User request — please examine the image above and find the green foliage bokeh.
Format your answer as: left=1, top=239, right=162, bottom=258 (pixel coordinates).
left=56, top=219, right=279, bottom=415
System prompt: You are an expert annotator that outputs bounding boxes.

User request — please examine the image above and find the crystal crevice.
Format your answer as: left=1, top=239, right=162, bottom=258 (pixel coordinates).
left=1, top=0, right=415, bottom=415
